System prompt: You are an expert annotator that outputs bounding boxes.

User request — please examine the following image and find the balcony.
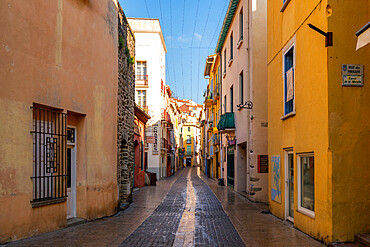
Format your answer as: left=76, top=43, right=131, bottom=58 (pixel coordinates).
left=135, top=75, right=148, bottom=87
left=205, top=94, right=213, bottom=107
left=217, top=112, right=235, bottom=133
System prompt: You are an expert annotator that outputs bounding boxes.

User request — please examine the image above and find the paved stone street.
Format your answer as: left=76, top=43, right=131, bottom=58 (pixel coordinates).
left=6, top=167, right=324, bottom=247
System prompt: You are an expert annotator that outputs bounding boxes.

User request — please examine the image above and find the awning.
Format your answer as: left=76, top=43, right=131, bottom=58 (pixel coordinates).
left=356, top=22, right=370, bottom=51
left=217, top=112, right=235, bottom=132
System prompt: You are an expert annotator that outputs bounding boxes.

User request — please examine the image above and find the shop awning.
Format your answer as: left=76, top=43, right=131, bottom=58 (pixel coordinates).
left=356, top=22, right=370, bottom=51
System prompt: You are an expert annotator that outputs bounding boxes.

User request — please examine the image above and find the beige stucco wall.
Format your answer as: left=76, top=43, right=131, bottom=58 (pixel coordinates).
left=0, top=0, right=119, bottom=242
left=220, top=0, right=268, bottom=202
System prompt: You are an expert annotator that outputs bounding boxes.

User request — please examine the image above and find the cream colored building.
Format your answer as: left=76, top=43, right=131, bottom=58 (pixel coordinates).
left=128, top=18, right=169, bottom=180
left=216, top=0, right=268, bottom=202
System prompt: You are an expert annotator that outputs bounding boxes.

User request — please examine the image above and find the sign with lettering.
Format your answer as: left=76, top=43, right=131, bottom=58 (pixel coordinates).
left=258, top=155, right=268, bottom=173
left=342, top=64, right=363, bottom=86
left=152, top=124, right=159, bottom=155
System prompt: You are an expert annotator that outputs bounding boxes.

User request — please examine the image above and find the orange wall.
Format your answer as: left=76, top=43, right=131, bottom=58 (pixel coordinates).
left=0, top=0, right=119, bottom=242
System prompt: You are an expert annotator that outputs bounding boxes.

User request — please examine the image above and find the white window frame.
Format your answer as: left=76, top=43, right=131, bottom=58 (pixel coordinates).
left=281, top=35, right=296, bottom=120
left=297, top=153, right=315, bottom=218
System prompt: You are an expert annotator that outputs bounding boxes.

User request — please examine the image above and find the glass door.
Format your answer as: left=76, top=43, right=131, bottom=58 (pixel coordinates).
left=285, top=150, right=294, bottom=222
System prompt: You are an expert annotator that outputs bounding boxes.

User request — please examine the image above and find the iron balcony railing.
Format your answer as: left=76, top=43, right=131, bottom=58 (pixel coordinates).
left=135, top=75, right=148, bottom=86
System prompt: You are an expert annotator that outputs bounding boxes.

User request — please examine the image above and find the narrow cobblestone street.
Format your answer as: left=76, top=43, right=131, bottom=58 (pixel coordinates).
left=6, top=167, right=324, bottom=247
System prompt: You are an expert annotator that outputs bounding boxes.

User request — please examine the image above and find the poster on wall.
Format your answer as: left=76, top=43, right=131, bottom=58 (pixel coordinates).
left=152, top=124, right=159, bottom=155
left=271, top=155, right=281, bottom=203
left=258, top=155, right=268, bottom=173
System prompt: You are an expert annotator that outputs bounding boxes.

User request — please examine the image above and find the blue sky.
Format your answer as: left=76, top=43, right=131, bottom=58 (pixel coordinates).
left=118, top=0, right=229, bottom=104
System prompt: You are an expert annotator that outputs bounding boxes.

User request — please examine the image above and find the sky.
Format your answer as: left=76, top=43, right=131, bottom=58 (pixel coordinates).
left=118, top=0, right=230, bottom=104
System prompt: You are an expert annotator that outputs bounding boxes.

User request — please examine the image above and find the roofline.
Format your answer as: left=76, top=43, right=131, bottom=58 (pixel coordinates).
left=127, top=18, right=167, bottom=53
left=215, top=0, right=240, bottom=53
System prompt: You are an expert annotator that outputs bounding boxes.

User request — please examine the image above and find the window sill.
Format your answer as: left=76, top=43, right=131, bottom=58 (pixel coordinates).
left=228, top=58, right=233, bottom=67
left=237, top=39, right=243, bottom=49
left=31, top=197, right=66, bottom=208
left=281, top=111, right=296, bottom=120
left=297, top=207, right=315, bottom=219
left=280, top=0, right=291, bottom=12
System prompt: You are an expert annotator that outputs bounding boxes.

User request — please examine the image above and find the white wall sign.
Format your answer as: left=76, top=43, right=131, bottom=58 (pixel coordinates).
left=152, top=124, right=159, bottom=155
left=342, top=64, right=364, bottom=86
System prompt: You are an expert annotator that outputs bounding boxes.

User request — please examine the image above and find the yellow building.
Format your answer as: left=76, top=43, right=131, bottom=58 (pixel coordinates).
left=204, top=55, right=222, bottom=178
left=268, top=0, right=369, bottom=244
left=183, top=123, right=195, bottom=166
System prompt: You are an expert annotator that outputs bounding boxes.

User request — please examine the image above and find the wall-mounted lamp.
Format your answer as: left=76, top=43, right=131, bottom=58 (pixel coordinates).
left=308, top=24, right=333, bottom=47
left=237, top=101, right=253, bottom=109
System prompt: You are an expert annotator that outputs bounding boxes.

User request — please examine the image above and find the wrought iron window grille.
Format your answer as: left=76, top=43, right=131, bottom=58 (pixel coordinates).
left=30, top=106, right=67, bottom=206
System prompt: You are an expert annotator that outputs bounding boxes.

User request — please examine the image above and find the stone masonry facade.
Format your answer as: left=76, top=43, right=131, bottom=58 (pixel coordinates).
left=117, top=3, right=135, bottom=208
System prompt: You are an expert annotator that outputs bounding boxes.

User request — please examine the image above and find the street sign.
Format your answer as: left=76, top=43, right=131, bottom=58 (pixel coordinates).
left=342, top=64, right=363, bottom=86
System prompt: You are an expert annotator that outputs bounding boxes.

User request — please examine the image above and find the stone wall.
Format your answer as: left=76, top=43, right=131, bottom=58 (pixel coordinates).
left=117, top=4, right=135, bottom=207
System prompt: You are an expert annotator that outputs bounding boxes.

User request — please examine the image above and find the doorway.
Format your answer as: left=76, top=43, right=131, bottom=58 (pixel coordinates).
left=227, top=146, right=235, bottom=187
left=285, top=149, right=294, bottom=222
left=67, top=127, right=76, bottom=219
left=186, top=158, right=192, bottom=166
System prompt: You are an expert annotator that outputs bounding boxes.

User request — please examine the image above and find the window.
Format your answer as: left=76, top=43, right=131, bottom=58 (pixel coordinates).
left=136, top=61, right=147, bottom=75
left=230, top=33, right=233, bottom=60
left=31, top=106, right=67, bottom=206
left=239, top=71, right=243, bottom=105
left=137, top=90, right=146, bottom=107
left=186, top=145, right=192, bottom=155
left=187, top=135, right=191, bottom=144
left=224, top=95, right=227, bottom=113
left=283, top=46, right=295, bottom=116
left=188, top=127, right=190, bottom=132
left=239, top=9, right=243, bottom=41
left=281, top=0, right=291, bottom=12
left=298, top=154, right=315, bottom=217
left=223, top=49, right=227, bottom=73
left=230, top=86, right=233, bottom=113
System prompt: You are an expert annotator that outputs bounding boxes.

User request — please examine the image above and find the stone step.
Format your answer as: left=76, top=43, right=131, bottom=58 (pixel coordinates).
left=355, top=234, right=370, bottom=247
left=67, top=217, right=86, bottom=227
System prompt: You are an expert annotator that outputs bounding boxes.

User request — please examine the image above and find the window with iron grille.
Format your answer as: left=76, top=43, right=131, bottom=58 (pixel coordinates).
left=31, top=106, right=67, bottom=206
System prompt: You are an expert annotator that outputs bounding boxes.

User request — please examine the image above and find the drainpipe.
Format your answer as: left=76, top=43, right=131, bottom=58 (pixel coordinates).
left=247, top=0, right=254, bottom=196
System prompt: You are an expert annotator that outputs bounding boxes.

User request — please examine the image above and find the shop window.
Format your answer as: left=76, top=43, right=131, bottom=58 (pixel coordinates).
left=298, top=154, right=315, bottom=217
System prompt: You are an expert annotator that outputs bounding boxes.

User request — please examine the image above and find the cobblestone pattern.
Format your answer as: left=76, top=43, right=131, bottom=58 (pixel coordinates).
left=192, top=172, right=246, bottom=247
left=117, top=4, right=135, bottom=205
left=120, top=171, right=187, bottom=247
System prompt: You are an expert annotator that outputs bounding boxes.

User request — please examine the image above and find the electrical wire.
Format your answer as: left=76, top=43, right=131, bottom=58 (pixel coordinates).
left=208, top=0, right=229, bottom=49
left=197, top=0, right=213, bottom=103
left=190, top=0, right=201, bottom=102
left=144, top=0, right=150, bottom=18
